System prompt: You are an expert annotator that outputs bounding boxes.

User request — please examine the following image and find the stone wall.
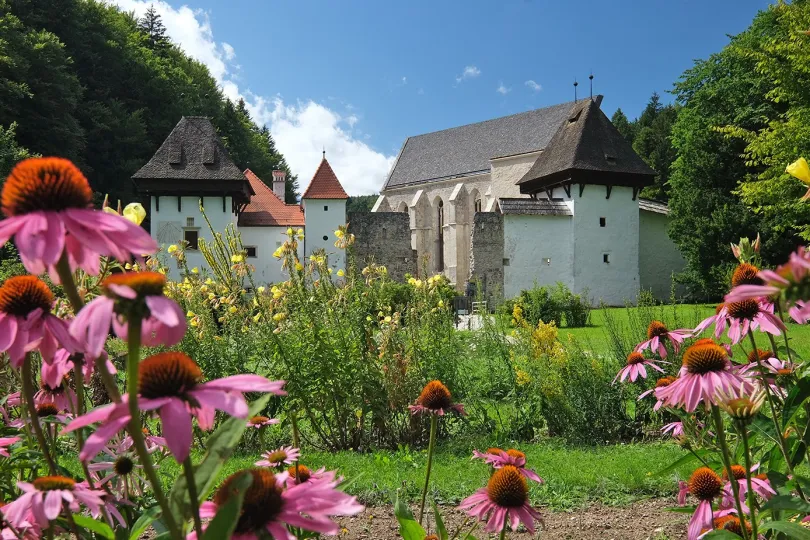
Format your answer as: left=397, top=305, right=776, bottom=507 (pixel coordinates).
left=470, top=212, right=504, bottom=304
left=348, top=212, right=416, bottom=281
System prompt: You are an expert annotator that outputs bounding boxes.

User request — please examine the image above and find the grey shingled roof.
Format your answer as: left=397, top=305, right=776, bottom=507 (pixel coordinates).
left=383, top=98, right=599, bottom=190
left=639, top=198, right=669, bottom=215
left=499, top=198, right=573, bottom=216
left=132, top=116, right=247, bottom=182
left=517, top=99, right=655, bottom=193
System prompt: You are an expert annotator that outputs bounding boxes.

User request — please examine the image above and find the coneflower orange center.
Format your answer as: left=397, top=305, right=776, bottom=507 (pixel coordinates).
left=33, top=475, right=76, bottom=491
left=486, top=466, right=528, bottom=508
left=424, top=536, right=440, bottom=540
left=138, top=352, right=202, bottom=399
left=36, top=403, right=58, bottom=417
left=102, top=272, right=167, bottom=298
left=693, top=338, right=716, bottom=347
left=647, top=321, right=668, bottom=339
left=715, top=303, right=726, bottom=315
left=114, top=456, right=135, bottom=475
left=747, top=349, right=772, bottom=363
left=215, top=469, right=283, bottom=533
left=416, top=380, right=453, bottom=411
left=719, top=516, right=750, bottom=535
left=727, top=300, right=760, bottom=321
left=486, top=447, right=505, bottom=455
left=250, top=415, right=270, bottom=425
left=721, top=465, right=747, bottom=481
left=732, top=263, right=763, bottom=287
left=626, top=352, right=646, bottom=365
left=287, top=464, right=311, bottom=482
left=1, top=157, right=92, bottom=216
left=688, top=467, right=722, bottom=501
left=0, top=276, right=54, bottom=316
left=682, top=343, right=727, bottom=375
left=655, top=376, right=676, bottom=388
left=265, top=450, right=289, bottom=463
left=777, top=368, right=794, bottom=376
left=505, top=449, right=525, bottom=460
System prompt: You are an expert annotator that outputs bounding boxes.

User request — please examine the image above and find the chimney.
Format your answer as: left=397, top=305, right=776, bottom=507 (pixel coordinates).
left=271, top=170, right=286, bottom=200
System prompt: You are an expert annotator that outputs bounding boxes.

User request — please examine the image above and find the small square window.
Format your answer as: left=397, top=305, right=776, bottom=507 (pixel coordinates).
left=599, top=217, right=606, bottom=227
left=542, top=257, right=551, bottom=266
left=245, top=246, right=257, bottom=258
left=184, top=229, right=199, bottom=250
left=324, top=205, right=329, bottom=211
left=186, top=217, right=195, bottom=227
left=603, top=253, right=610, bottom=264
left=503, top=258, right=510, bottom=266
left=322, top=235, right=329, bottom=241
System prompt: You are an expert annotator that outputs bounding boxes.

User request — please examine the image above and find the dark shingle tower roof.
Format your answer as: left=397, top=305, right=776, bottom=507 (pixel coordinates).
left=383, top=98, right=599, bottom=190
left=132, top=116, right=253, bottom=203
left=517, top=99, right=655, bottom=194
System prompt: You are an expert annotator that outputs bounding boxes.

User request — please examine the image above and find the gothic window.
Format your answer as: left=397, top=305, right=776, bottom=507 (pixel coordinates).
left=474, top=198, right=482, bottom=213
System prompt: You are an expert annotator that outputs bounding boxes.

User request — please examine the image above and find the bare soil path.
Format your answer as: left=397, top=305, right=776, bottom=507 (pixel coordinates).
left=336, top=499, right=686, bottom=539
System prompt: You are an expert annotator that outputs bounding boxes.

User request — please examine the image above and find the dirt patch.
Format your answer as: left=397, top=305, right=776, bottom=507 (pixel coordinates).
left=336, top=498, right=687, bottom=539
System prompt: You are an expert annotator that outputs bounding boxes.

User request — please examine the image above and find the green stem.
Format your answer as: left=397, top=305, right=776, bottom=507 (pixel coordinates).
left=739, top=427, right=758, bottom=539
left=71, top=360, right=95, bottom=486
left=54, top=252, right=84, bottom=312
left=747, top=330, right=806, bottom=501
left=775, top=302, right=795, bottom=365
left=711, top=406, right=749, bottom=540
left=499, top=525, right=506, bottom=540
left=419, top=415, right=438, bottom=525
left=183, top=457, right=204, bottom=540
left=125, top=318, right=182, bottom=540
left=22, top=354, right=57, bottom=474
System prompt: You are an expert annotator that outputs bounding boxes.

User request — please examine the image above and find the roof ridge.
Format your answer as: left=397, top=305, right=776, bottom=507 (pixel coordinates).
left=244, top=168, right=286, bottom=203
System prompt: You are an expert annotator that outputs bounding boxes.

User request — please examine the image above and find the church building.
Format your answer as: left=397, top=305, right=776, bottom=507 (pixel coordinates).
left=132, top=116, right=349, bottom=283
left=372, top=97, right=685, bottom=304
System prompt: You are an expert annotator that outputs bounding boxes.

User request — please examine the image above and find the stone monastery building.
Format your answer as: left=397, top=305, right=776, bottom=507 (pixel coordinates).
left=372, top=96, right=684, bottom=304
left=132, top=116, right=349, bottom=284
left=133, top=96, right=685, bottom=305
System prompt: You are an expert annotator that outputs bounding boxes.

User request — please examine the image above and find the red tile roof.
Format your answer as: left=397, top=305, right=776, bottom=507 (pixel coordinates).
left=239, top=169, right=305, bottom=227
left=301, top=158, right=349, bottom=199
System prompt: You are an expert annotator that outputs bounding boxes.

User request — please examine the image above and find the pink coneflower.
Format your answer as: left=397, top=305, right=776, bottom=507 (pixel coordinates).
left=0, top=437, right=19, bottom=457
left=70, top=272, right=186, bottom=358
left=655, top=342, right=750, bottom=412
left=614, top=351, right=665, bottom=383
left=44, top=345, right=116, bottom=390
left=639, top=376, right=677, bottom=401
left=661, top=422, right=684, bottom=438
left=471, top=449, right=544, bottom=484
left=284, top=464, right=332, bottom=487
left=0, top=276, right=75, bottom=367
left=693, top=304, right=731, bottom=338
left=64, top=352, right=286, bottom=462
left=256, top=446, right=300, bottom=468
left=188, top=468, right=362, bottom=539
left=0, top=502, right=39, bottom=540
left=0, top=157, right=156, bottom=278
left=635, top=321, right=691, bottom=359
left=458, top=465, right=543, bottom=534
left=679, top=467, right=724, bottom=540
left=34, top=380, right=75, bottom=414
left=88, top=450, right=147, bottom=500
left=722, top=300, right=785, bottom=345
left=3, top=475, right=105, bottom=529
left=408, top=380, right=466, bottom=416
left=719, top=464, right=774, bottom=512
left=247, top=415, right=279, bottom=429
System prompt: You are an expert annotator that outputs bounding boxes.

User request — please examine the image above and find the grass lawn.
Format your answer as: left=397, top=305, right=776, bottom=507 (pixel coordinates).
left=61, top=439, right=693, bottom=511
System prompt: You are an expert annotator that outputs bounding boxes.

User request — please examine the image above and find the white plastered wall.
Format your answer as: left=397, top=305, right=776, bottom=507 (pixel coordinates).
left=638, top=210, right=685, bottom=300
left=503, top=214, right=574, bottom=298
left=238, top=226, right=293, bottom=285
left=303, top=198, right=346, bottom=272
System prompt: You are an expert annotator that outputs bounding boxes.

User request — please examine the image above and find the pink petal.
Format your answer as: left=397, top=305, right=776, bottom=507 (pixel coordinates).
left=43, top=490, right=63, bottom=520
left=201, top=375, right=286, bottom=395
left=189, top=388, right=248, bottom=419
left=160, top=399, right=192, bottom=462
left=0, top=313, right=19, bottom=352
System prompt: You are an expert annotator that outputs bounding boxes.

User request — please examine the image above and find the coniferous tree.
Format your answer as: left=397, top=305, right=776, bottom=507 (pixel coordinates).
left=137, top=4, right=168, bottom=50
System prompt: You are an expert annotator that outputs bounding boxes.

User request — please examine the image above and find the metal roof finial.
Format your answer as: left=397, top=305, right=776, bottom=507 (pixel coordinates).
left=589, top=72, right=594, bottom=101
left=573, top=79, right=578, bottom=101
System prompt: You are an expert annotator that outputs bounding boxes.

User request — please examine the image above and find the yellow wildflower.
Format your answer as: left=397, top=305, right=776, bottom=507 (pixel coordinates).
left=273, top=246, right=284, bottom=258
left=102, top=206, right=119, bottom=216
left=190, top=319, right=199, bottom=327
left=287, top=227, right=293, bottom=235
left=253, top=312, right=262, bottom=322
left=335, top=229, right=344, bottom=238
left=186, top=311, right=195, bottom=317
left=787, top=157, right=810, bottom=201
left=384, top=316, right=392, bottom=323
left=191, top=267, right=199, bottom=274
left=295, top=262, right=304, bottom=271
left=231, top=253, right=244, bottom=263
left=257, top=286, right=266, bottom=294
left=122, top=203, right=146, bottom=225
left=337, top=269, right=345, bottom=277
left=273, top=312, right=286, bottom=322
left=167, top=244, right=178, bottom=254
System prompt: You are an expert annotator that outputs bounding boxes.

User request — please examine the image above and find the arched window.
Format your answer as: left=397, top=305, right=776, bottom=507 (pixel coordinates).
left=438, top=200, right=444, bottom=229
left=474, top=198, right=482, bottom=213
left=437, top=200, right=445, bottom=271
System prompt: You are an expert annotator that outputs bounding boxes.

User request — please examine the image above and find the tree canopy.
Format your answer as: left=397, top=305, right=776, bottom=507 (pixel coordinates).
left=0, top=0, right=299, bottom=204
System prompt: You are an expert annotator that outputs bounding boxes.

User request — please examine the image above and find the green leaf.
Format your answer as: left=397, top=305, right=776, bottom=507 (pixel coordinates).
left=762, top=494, right=810, bottom=513
left=72, top=514, right=115, bottom=539
left=701, top=530, right=742, bottom=539
left=761, top=520, right=810, bottom=539
left=663, top=505, right=697, bottom=514
left=432, top=499, right=448, bottom=540
left=168, top=395, right=271, bottom=525
left=655, top=450, right=705, bottom=476
left=782, top=378, right=810, bottom=427
left=202, top=471, right=253, bottom=540
left=129, top=506, right=161, bottom=540
left=393, top=490, right=426, bottom=540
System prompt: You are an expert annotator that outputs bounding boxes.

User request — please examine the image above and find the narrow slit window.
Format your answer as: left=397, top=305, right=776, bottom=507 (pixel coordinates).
left=599, top=217, right=606, bottom=227
left=323, top=205, right=329, bottom=211
left=603, top=253, right=610, bottom=264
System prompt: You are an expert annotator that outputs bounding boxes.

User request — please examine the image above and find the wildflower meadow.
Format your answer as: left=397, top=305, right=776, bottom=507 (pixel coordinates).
left=1, top=153, right=810, bottom=539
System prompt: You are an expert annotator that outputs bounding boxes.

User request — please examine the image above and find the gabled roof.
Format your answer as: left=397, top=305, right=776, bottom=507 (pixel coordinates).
left=639, top=198, right=669, bottom=215
left=517, top=99, right=656, bottom=194
left=499, top=198, right=572, bottom=216
left=302, top=158, right=349, bottom=199
left=132, top=116, right=253, bottom=201
left=383, top=98, right=600, bottom=190
left=239, top=169, right=304, bottom=227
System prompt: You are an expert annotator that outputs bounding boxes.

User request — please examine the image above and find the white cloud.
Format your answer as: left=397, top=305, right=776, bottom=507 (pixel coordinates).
left=456, top=65, right=481, bottom=83
left=106, top=0, right=394, bottom=195
left=402, top=76, right=407, bottom=85
left=525, top=80, right=543, bottom=92
left=496, top=82, right=511, bottom=95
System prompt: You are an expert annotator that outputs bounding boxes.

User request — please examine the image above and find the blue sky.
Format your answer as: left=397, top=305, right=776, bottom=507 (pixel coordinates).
left=112, top=0, right=772, bottom=194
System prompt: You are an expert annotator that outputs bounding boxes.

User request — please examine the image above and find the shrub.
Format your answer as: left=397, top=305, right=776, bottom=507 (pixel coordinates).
left=551, top=282, right=592, bottom=327
left=513, top=284, right=562, bottom=326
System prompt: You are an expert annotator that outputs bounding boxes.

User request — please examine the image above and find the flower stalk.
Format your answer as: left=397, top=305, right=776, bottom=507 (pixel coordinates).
left=183, top=456, right=204, bottom=539
left=22, top=353, right=57, bottom=474
left=739, top=427, right=758, bottom=539
left=711, top=406, right=749, bottom=540
left=419, top=414, right=438, bottom=524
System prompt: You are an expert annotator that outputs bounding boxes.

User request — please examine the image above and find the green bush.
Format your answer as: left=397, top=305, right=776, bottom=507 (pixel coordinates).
left=510, top=282, right=591, bottom=328
left=551, top=282, right=591, bottom=327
